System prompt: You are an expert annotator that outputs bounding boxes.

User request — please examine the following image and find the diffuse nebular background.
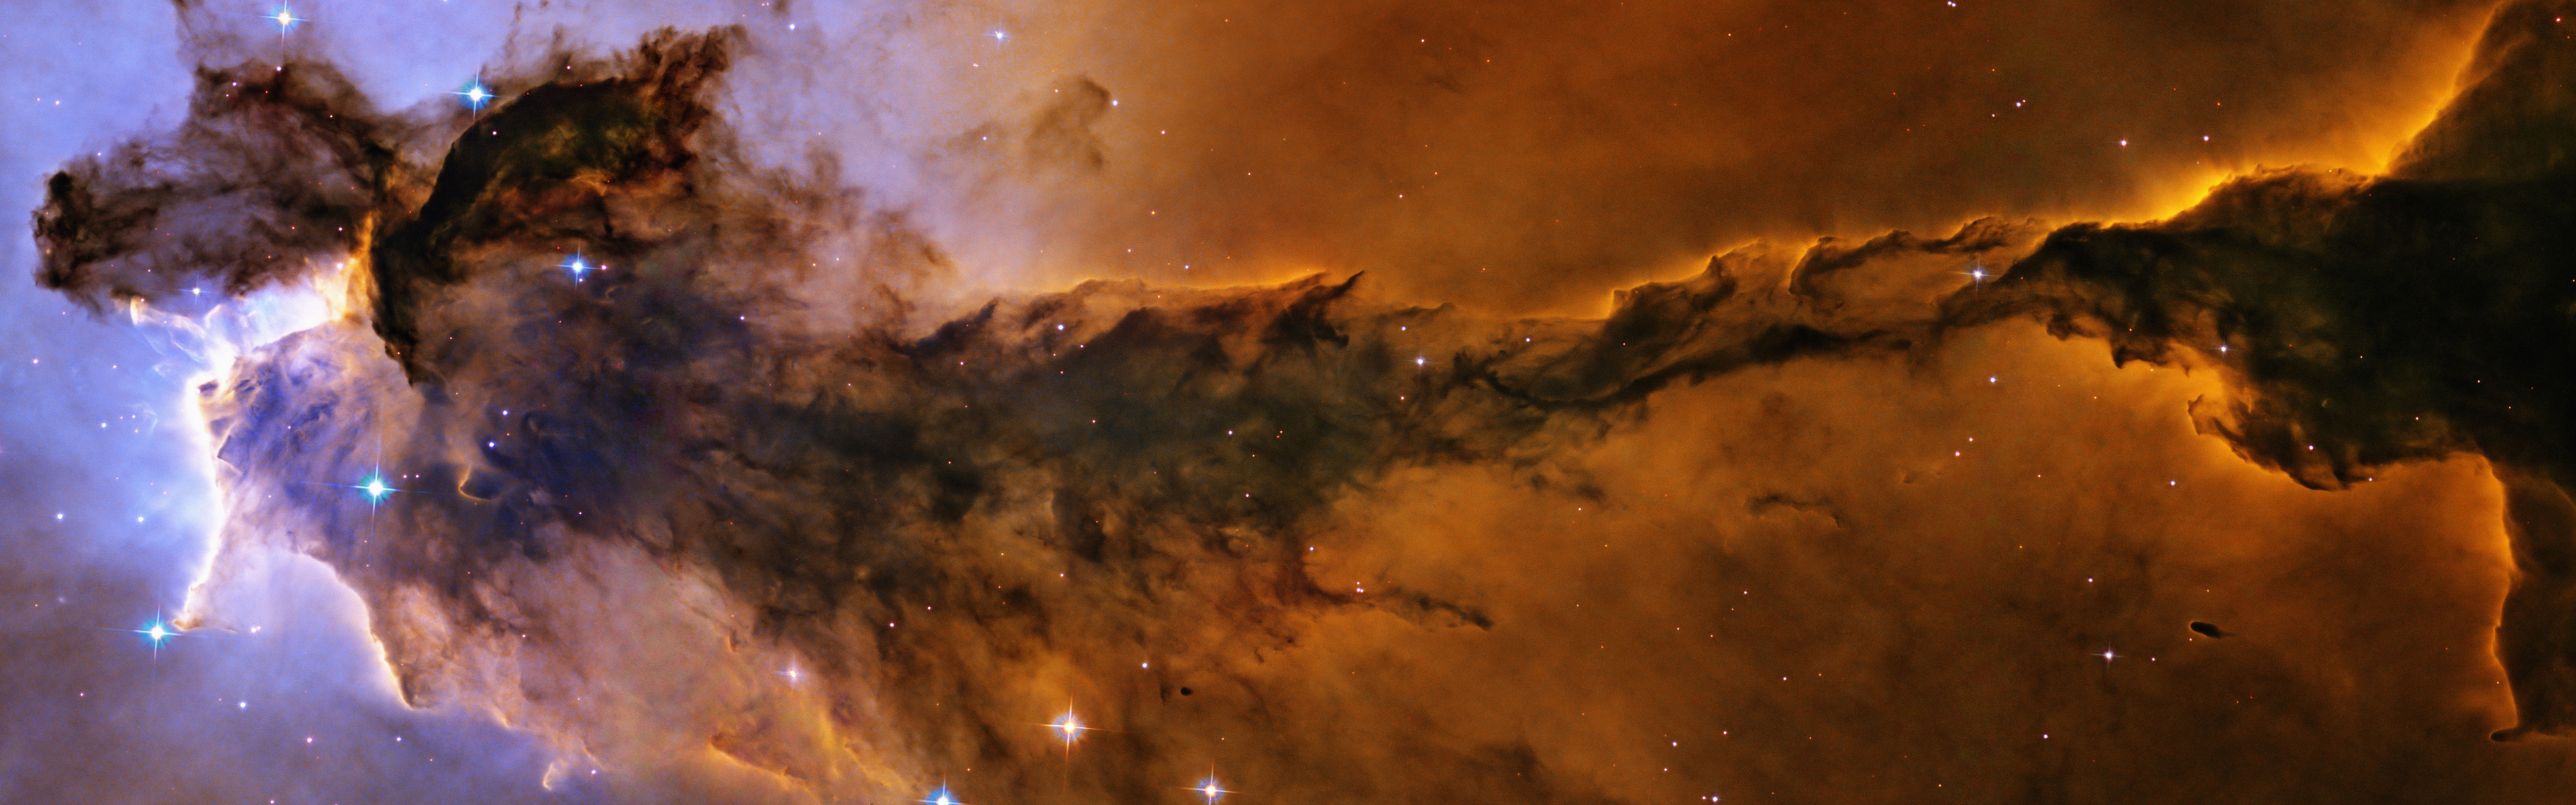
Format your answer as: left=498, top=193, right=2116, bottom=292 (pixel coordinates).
left=11, top=0, right=2576, bottom=802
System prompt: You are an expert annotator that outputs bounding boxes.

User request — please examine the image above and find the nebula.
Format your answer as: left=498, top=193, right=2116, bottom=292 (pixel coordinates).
left=19, top=0, right=2576, bottom=802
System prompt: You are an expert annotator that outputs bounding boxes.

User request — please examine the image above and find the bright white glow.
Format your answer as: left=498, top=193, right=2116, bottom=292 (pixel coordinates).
left=1193, top=775, right=1232, bottom=804
left=127, top=276, right=334, bottom=372
left=455, top=80, right=496, bottom=111
left=561, top=253, right=602, bottom=281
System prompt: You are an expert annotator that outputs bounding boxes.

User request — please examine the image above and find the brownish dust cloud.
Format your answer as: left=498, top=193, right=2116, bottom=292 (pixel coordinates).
left=32, top=0, right=2576, bottom=802
left=1038, top=0, right=2491, bottom=313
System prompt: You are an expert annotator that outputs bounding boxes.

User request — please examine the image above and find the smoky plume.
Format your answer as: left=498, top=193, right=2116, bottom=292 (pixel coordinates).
left=40, top=0, right=2576, bottom=800
left=38, top=24, right=2031, bottom=795
left=34, top=61, right=396, bottom=309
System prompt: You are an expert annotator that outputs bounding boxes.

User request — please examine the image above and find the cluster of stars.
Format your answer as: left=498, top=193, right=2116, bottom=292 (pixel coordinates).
left=892, top=708, right=1236, bottom=805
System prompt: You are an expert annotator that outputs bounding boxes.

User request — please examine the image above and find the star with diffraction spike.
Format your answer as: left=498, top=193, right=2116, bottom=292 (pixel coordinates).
left=1050, top=710, right=1094, bottom=749
left=560, top=252, right=605, bottom=282
left=109, top=607, right=189, bottom=659
left=1183, top=767, right=1236, bottom=804
left=311, top=472, right=400, bottom=504
left=453, top=79, right=498, bottom=112
left=266, top=5, right=305, bottom=33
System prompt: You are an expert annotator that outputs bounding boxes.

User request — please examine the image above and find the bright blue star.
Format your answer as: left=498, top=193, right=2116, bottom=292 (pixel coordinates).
left=269, top=5, right=304, bottom=32
left=362, top=474, right=390, bottom=502
left=561, top=252, right=602, bottom=282
left=989, top=30, right=1009, bottom=42
left=454, top=80, right=496, bottom=112
left=1187, top=771, right=1235, bottom=804
left=119, top=615, right=183, bottom=658
left=921, top=787, right=961, bottom=805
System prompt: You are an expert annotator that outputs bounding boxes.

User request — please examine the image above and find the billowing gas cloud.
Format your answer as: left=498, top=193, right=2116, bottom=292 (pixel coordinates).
left=1946, top=0, right=2576, bottom=738
left=30, top=0, right=2576, bottom=802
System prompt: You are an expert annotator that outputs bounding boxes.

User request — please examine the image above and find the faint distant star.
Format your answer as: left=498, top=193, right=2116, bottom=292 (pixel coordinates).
left=990, top=30, right=1008, bottom=42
